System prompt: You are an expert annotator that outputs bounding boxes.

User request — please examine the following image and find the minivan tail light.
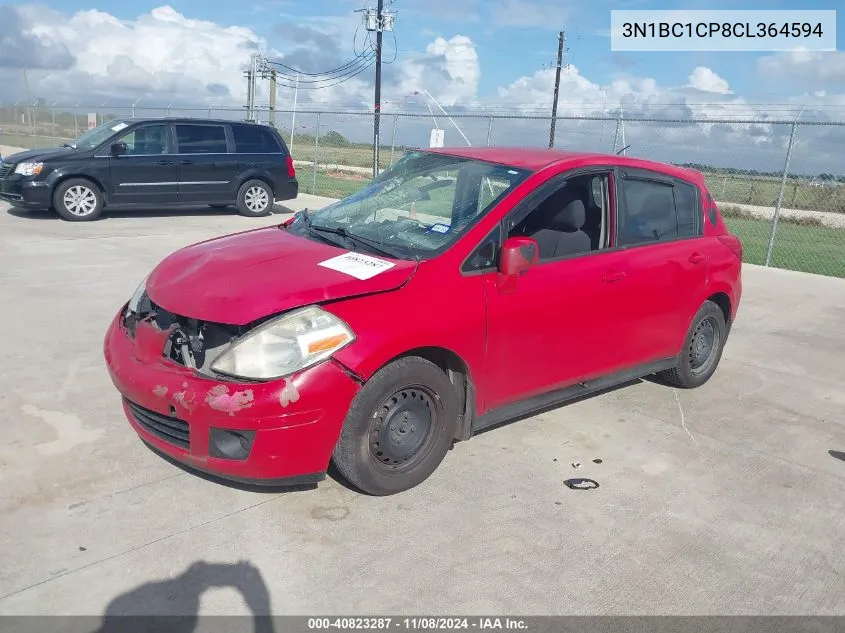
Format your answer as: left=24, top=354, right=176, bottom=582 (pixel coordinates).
left=285, top=155, right=296, bottom=178
left=718, top=234, right=743, bottom=260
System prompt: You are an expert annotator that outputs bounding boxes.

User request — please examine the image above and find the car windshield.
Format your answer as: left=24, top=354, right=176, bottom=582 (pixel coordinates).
left=66, top=120, right=130, bottom=150
left=287, top=151, right=530, bottom=260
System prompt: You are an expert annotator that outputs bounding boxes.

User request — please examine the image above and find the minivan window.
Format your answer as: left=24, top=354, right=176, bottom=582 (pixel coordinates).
left=115, top=124, right=169, bottom=155
left=175, top=125, right=228, bottom=154
left=69, top=120, right=130, bottom=150
left=233, top=125, right=282, bottom=153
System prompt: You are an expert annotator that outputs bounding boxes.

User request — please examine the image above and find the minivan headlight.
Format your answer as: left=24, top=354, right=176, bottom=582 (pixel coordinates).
left=211, top=306, right=355, bottom=380
left=15, top=162, right=43, bottom=176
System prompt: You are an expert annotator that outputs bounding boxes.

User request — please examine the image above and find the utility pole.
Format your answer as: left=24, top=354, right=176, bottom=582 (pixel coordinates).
left=244, top=53, right=257, bottom=122
left=372, top=0, right=384, bottom=178
left=549, top=30, right=566, bottom=148
left=268, top=68, right=277, bottom=128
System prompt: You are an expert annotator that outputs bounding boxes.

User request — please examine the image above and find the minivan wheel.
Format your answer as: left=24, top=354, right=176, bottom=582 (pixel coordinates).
left=53, top=178, right=104, bottom=221
left=658, top=300, right=727, bottom=389
left=236, top=180, right=273, bottom=217
left=331, top=357, right=459, bottom=496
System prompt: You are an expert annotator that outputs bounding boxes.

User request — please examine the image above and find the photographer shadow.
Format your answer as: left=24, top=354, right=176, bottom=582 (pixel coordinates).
left=92, top=560, right=276, bottom=633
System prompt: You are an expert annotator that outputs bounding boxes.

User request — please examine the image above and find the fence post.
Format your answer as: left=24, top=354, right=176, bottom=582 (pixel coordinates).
left=764, top=117, right=801, bottom=267
left=74, top=105, right=79, bottom=138
left=389, top=114, right=398, bottom=167
left=312, top=113, right=320, bottom=196
left=486, top=116, right=493, bottom=146
left=51, top=106, right=56, bottom=143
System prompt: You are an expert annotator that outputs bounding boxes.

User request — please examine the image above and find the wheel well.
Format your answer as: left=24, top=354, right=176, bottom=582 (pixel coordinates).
left=707, top=292, right=731, bottom=326
left=239, top=175, right=274, bottom=196
left=390, top=346, right=474, bottom=443
left=52, top=174, right=106, bottom=202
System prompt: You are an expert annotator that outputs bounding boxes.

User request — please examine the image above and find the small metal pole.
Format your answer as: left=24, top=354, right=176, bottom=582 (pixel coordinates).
left=764, top=116, right=801, bottom=267
left=51, top=105, right=56, bottom=143
left=312, top=114, right=320, bottom=195
left=73, top=104, right=79, bottom=137
left=486, top=116, right=493, bottom=146
left=389, top=114, right=398, bottom=167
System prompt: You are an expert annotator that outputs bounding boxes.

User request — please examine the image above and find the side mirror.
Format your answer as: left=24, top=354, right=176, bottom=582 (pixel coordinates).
left=110, top=142, right=127, bottom=157
left=499, top=236, right=539, bottom=276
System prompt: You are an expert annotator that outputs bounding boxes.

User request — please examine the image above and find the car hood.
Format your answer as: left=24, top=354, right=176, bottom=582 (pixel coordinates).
left=3, top=147, right=78, bottom=163
left=146, top=226, right=418, bottom=325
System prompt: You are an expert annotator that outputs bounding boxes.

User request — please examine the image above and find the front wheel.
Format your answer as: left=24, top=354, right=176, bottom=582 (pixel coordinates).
left=331, top=357, right=459, bottom=496
left=658, top=300, right=727, bottom=389
left=236, top=180, right=273, bottom=217
left=52, top=178, right=104, bottom=221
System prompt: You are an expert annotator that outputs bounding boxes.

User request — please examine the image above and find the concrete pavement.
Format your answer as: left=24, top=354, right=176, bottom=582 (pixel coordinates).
left=0, top=198, right=844, bottom=616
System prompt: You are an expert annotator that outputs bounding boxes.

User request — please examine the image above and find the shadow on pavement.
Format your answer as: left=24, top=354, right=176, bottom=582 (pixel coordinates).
left=5, top=203, right=294, bottom=221
left=92, top=560, right=276, bottom=633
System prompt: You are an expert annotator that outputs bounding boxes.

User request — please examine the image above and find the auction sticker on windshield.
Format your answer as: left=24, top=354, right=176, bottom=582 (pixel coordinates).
left=111, top=122, right=129, bottom=132
left=318, top=252, right=396, bottom=280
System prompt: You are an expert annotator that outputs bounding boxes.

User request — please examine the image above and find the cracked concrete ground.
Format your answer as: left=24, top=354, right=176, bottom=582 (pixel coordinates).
left=0, top=198, right=844, bottom=616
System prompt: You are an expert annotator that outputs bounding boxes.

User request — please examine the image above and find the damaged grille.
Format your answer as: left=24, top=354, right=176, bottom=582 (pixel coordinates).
left=125, top=399, right=190, bottom=449
left=124, top=294, right=247, bottom=374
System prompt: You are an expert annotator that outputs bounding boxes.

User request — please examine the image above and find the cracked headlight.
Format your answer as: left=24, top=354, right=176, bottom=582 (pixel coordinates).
left=126, top=275, right=149, bottom=315
left=211, top=305, right=355, bottom=381
left=14, top=162, right=44, bottom=176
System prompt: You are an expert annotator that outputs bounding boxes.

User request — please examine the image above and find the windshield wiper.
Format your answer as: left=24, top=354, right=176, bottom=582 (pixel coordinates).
left=309, top=223, right=403, bottom=259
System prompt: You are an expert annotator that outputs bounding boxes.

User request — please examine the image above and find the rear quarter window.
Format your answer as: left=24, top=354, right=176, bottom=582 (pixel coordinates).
left=232, top=125, right=283, bottom=153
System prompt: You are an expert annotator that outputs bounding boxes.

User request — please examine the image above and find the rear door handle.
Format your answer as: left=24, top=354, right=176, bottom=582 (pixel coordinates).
left=157, top=159, right=173, bottom=165
left=179, top=160, right=193, bottom=165
left=689, top=253, right=706, bottom=264
left=602, top=271, right=626, bottom=283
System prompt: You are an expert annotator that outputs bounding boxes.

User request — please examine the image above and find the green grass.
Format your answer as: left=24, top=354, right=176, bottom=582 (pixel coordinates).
left=724, top=216, right=845, bottom=278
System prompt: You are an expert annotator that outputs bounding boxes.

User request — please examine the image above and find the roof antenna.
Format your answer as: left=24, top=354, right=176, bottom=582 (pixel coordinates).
left=616, top=144, right=631, bottom=155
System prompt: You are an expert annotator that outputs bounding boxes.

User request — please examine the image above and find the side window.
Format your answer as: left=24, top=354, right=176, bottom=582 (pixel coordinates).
left=506, top=173, right=607, bottom=262
left=617, top=179, right=678, bottom=246
left=232, top=125, right=282, bottom=153
left=175, top=125, right=228, bottom=154
left=462, top=225, right=501, bottom=273
left=477, top=176, right=513, bottom=213
left=116, top=124, right=168, bottom=155
left=674, top=181, right=701, bottom=237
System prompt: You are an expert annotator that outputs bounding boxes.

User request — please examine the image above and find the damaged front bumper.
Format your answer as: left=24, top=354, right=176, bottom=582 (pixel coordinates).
left=103, top=309, right=361, bottom=486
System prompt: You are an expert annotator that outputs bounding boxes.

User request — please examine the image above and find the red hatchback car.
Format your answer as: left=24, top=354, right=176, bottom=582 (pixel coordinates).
left=104, top=147, right=742, bottom=495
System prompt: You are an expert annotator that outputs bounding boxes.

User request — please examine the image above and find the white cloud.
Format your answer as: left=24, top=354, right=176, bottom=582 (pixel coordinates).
left=758, top=50, right=845, bottom=88
left=686, top=66, right=733, bottom=95
left=391, top=35, right=481, bottom=108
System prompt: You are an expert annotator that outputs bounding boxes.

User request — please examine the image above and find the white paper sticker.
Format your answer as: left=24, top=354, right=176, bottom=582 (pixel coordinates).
left=429, top=223, right=450, bottom=234
left=318, top=252, right=396, bottom=280
left=111, top=122, right=128, bottom=132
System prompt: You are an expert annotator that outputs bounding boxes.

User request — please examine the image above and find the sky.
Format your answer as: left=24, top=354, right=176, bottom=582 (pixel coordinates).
left=0, top=0, right=844, bottom=172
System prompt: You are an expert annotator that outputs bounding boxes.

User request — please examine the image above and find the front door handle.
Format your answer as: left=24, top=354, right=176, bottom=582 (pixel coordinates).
left=179, top=160, right=193, bottom=165
left=689, top=253, right=706, bottom=264
left=602, top=271, right=626, bottom=283
left=157, top=159, right=173, bottom=165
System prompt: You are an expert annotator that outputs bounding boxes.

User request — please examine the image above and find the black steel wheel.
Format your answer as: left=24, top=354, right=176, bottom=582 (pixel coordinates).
left=332, top=357, right=459, bottom=495
left=659, top=300, right=727, bottom=389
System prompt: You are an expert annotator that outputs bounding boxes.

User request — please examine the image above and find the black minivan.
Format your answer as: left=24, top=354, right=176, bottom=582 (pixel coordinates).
left=0, top=117, right=298, bottom=221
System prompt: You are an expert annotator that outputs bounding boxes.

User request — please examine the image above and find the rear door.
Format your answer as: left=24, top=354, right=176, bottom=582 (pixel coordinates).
left=106, top=123, right=177, bottom=204
left=608, top=168, right=709, bottom=366
left=173, top=123, right=240, bottom=203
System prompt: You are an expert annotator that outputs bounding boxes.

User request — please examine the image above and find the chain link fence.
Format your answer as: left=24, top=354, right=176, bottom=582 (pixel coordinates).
left=1, top=103, right=843, bottom=278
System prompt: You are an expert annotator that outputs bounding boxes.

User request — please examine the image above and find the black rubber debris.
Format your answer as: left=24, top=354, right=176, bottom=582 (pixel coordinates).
left=564, top=478, right=599, bottom=490
left=593, top=458, right=603, bottom=464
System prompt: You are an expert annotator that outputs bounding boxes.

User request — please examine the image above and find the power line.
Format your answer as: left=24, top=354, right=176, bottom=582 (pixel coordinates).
left=272, top=58, right=376, bottom=90
left=263, top=51, right=374, bottom=78
left=265, top=54, right=375, bottom=84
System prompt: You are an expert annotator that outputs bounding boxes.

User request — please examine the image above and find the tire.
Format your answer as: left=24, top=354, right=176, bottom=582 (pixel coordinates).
left=208, top=204, right=229, bottom=209
left=236, top=179, right=273, bottom=217
left=52, top=178, right=104, bottom=221
left=658, top=300, right=727, bottom=389
left=332, top=356, right=459, bottom=496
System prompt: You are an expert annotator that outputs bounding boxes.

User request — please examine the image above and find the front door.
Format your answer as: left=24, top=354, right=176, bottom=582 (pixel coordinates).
left=482, top=171, right=621, bottom=412
left=172, top=123, right=240, bottom=203
left=107, top=123, right=177, bottom=204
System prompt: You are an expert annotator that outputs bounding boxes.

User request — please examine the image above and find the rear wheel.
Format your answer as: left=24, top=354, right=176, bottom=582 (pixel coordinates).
left=658, top=300, right=727, bottom=389
left=236, top=180, right=273, bottom=217
left=52, top=178, right=104, bottom=221
left=332, top=357, right=459, bottom=496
